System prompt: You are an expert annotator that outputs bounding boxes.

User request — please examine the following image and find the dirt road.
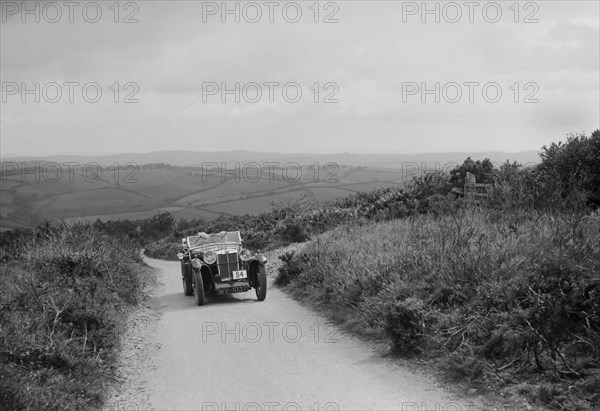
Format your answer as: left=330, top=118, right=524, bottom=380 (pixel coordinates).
left=106, top=254, right=479, bottom=411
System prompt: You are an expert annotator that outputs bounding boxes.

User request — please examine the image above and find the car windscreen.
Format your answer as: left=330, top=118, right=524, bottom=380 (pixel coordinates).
left=187, top=231, right=241, bottom=251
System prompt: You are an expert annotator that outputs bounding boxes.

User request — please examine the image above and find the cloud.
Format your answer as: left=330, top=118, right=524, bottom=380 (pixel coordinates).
left=1, top=0, right=598, bottom=157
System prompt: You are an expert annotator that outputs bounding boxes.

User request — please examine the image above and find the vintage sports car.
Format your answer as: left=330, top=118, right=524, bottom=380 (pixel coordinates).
left=177, top=231, right=267, bottom=305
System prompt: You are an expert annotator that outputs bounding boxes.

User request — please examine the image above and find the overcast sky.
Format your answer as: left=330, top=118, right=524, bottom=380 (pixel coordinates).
left=1, top=0, right=598, bottom=157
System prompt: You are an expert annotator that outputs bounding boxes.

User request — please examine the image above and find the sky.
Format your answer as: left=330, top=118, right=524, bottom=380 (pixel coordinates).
left=0, top=0, right=599, bottom=157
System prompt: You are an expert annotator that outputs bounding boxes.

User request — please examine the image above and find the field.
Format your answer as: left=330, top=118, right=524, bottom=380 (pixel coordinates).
left=1, top=150, right=541, bottom=229
left=0, top=162, right=413, bottom=229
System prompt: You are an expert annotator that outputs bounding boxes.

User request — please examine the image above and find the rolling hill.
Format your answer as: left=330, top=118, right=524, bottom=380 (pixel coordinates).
left=0, top=150, right=540, bottom=229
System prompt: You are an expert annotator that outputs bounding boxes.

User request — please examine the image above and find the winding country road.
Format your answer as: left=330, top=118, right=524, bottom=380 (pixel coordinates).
left=106, top=254, right=481, bottom=411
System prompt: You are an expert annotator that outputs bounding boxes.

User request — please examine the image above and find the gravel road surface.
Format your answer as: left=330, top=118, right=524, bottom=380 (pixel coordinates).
left=106, top=253, right=480, bottom=411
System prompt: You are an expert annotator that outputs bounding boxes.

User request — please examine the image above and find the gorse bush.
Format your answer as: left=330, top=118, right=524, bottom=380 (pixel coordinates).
left=91, top=211, right=175, bottom=245
left=538, top=130, right=600, bottom=206
left=449, top=157, right=496, bottom=188
left=143, top=237, right=183, bottom=261
left=275, top=251, right=306, bottom=286
left=0, top=221, right=145, bottom=410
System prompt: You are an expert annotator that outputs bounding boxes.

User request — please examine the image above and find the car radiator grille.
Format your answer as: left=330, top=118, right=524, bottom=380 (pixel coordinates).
left=217, top=252, right=239, bottom=280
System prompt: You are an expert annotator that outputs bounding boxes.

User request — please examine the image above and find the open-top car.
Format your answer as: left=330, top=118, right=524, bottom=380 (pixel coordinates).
left=177, top=231, right=267, bottom=305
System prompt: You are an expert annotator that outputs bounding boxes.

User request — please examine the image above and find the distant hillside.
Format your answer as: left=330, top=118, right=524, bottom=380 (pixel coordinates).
left=1, top=150, right=541, bottom=168
left=0, top=150, right=540, bottom=230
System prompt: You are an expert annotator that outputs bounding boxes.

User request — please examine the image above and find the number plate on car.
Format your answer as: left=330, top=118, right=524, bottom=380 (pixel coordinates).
left=232, top=270, right=247, bottom=280
left=217, top=286, right=249, bottom=295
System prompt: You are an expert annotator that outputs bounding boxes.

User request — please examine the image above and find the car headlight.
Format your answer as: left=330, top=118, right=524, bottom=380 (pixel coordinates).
left=203, top=250, right=216, bottom=264
left=240, top=248, right=252, bottom=261
left=177, top=253, right=184, bottom=260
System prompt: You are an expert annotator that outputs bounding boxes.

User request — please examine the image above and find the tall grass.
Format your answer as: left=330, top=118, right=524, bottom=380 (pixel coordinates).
left=277, top=207, right=600, bottom=409
left=0, top=221, right=146, bottom=410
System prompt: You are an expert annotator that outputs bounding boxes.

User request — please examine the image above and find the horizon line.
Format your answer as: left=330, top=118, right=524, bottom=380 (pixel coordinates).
left=0, top=148, right=543, bottom=161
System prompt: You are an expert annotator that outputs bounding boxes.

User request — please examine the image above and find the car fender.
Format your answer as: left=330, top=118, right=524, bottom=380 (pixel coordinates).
left=191, top=258, right=216, bottom=289
left=248, top=253, right=268, bottom=266
left=191, top=258, right=204, bottom=269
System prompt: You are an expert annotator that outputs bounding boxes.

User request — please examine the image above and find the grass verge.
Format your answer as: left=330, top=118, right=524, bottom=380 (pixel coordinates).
left=0, top=222, right=147, bottom=410
left=276, top=207, right=600, bottom=410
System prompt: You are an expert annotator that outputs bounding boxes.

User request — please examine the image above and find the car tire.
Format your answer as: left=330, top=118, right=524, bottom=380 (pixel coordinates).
left=255, top=265, right=267, bottom=301
left=182, top=262, right=193, bottom=296
left=193, top=268, right=205, bottom=306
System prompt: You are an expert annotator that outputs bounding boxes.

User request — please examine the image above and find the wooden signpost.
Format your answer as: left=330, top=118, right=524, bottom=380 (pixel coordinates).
left=464, top=172, right=492, bottom=200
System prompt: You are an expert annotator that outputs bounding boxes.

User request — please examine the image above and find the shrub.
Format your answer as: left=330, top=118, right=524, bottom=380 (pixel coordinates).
left=275, top=251, right=304, bottom=286
left=538, top=130, right=600, bottom=207
left=385, top=297, right=427, bottom=354
left=144, top=238, right=181, bottom=261
left=276, top=220, right=308, bottom=244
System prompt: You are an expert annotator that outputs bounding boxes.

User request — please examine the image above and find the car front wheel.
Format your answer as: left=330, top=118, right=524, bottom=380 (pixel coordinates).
left=255, top=265, right=267, bottom=301
left=182, top=262, right=193, bottom=296
left=193, top=269, right=205, bottom=306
